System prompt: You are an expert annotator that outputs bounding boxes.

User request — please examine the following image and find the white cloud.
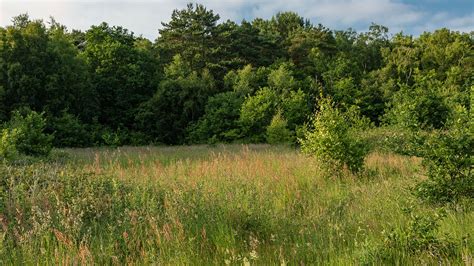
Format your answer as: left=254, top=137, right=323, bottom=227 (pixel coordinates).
left=440, top=13, right=474, bottom=32
left=0, top=0, right=470, bottom=39
left=409, top=11, right=474, bottom=34
left=1, top=1, right=185, bottom=39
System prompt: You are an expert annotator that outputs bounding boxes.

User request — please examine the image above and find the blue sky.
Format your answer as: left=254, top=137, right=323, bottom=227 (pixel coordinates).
left=1, top=0, right=472, bottom=40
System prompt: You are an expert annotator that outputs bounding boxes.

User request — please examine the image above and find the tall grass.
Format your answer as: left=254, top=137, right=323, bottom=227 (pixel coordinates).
left=0, top=145, right=472, bottom=264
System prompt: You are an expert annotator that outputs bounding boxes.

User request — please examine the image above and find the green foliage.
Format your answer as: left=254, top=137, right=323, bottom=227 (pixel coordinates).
left=82, top=22, right=156, bottom=131
left=135, top=55, right=216, bottom=144
left=267, top=64, right=297, bottom=93
left=266, top=110, right=293, bottom=144
left=101, top=130, right=122, bottom=148
left=358, top=70, right=391, bottom=124
left=281, top=89, right=311, bottom=130
left=358, top=126, right=422, bottom=156
left=224, top=65, right=267, bottom=96
left=287, top=25, right=336, bottom=72
left=216, top=21, right=284, bottom=70
left=385, top=72, right=450, bottom=130
left=157, top=3, right=220, bottom=71
left=9, top=110, right=53, bottom=157
left=189, top=91, right=244, bottom=143
left=240, top=87, right=278, bottom=142
left=0, top=7, right=471, bottom=148
left=300, top=98, right=369, bottom=174
left=48, top=111, right=91, bottom=147
left=0, top=15, right=96, bottom=121
left=415, top=105, right=473, bottom=203
left=0, top=109, right=53, bottom=159
left=332, top=77, right=358, bottom=106
left=0, top=128, right=20, bottom=160
left=0, top=7, right=472, bottom=263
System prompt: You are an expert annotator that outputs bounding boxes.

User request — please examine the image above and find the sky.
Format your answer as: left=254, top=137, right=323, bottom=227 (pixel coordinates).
left=1, top=0, right=473, bottom=40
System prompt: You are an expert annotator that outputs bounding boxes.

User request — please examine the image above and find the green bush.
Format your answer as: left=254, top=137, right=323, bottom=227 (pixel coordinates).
left=49, top=111, right=91, bottom=147
left=0, top=109, right=53, bottom=159
left=415, top=105, right=473, bottom=203
left=101, top=129, right=122, bottom=148
left=266, top=110, right=293, bottom=144
left=0, top=128, right=20, bottom=160
left=299, top=98, right=370, bottom=174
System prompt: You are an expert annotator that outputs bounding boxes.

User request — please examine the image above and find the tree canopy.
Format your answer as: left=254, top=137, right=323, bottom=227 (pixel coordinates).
left=0, top=7, right=472, bottom=146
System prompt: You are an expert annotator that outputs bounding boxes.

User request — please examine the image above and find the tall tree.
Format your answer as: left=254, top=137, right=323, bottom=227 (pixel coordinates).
left=135, top=55, right=215, bottom=144
left=82, top=22, right=157, bottom=130
left=0, top=14, right=95, bottom=121
left=156, top=3, right=220, bottom=71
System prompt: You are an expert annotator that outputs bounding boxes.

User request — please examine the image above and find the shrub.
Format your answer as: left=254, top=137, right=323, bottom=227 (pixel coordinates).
left=266, top=110, right=293, bottom=144
left=299, top=98, right=370, bottom=174
left=48, top=111, right=91, bottom=147
left=0, top=128, right=20, bottom=160
left=101, top=129, right=122, bottom=148
left=0, top=109, right=53, bottom=159
left=415, top=105, right=473, bottom=203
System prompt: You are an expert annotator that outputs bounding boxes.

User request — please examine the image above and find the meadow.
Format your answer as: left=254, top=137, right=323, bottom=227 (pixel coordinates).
left=1, top=4, right=472, bottom=265
left=1, top=144, right=472, bottom=264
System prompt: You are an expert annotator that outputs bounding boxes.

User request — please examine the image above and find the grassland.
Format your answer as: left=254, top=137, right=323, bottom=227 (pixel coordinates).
left=0, top=145, right=472, bottom=264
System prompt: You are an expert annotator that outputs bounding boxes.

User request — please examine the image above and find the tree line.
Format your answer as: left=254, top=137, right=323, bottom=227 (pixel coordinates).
left=0, top=3, right=472, bottom=147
